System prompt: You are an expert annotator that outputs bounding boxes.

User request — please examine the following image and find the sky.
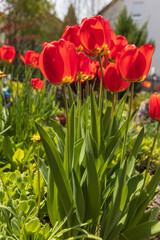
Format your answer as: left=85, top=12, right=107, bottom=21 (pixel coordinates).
left=52, top=0, right=112, bottom=22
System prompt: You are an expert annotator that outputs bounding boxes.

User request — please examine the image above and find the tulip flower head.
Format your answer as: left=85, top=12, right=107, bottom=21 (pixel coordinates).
left=98, top=62, right=130, bottom=92
left=0, top=45, right=16, bottom=63
left=142, top=81, right=151, bottom=88
left=62, top=25, right=83, bottom=52
left=31, top=78, right=44, bottom=90
left=117, top=44, right=154, bottom=82
left=19, top=50, right=40, bottom=68
left=76, top=52, right=93, bottom=82
left=149, top=92, right=160, bottom=121
left=156, top=85, right=160, bottom=90
left=80, top=15, right=111, bottom=56
left=39, top=39, right=78, bottom=85
left=110, top=34, right=128, bottom=60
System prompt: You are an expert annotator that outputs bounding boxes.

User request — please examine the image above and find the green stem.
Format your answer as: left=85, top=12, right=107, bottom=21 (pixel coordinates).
left=108, top=92, right=116, bottom=138
left=62, top=85, right=70, bottom=175
left=143, top=121, right=160, bottom=188
left=121, top=82, right=134, bottom=164
left=77, top=79, right=82, bottom=140
left=86, top=79, right=89, bottom=98
left=98, top=53, right=104, bottom=117
left=37, top=142, right=40, bottom=216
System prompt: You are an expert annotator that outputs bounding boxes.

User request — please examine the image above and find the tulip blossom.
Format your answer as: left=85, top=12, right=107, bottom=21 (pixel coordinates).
left=110, top=34, right=128, bottom=60
left=75, top=52, right=93, bottom=82
left=62, top=25, right=83, bottom=52
left=156, top=85, right=160, bottom=90
left=98, top=62, right=130, bottom=92
left=149, top=92, right=160, bottom=121
left=90, top=59, right=99, bottom=76
left=31, top=78, right=44, bottom=90
left=0, top=45, right=16, bottom=63
left=142, top=81, right=151, bottom=88
left=39, top=39, right=78, bottom=85
left=19, top=50, right=40, bottom=68
left=117, top=44, right=154, bottom=82
left=80, top=15, right=111, bottom=56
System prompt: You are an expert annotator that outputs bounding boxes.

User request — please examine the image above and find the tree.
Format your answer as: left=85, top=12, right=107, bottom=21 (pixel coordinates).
left=114, top=7, right=155, bottom=47
left=0, top=0, right=63, bottom=52
left=63, top=4, right=78, bottom=28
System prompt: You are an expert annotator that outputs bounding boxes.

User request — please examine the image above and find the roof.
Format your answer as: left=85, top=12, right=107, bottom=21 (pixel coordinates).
left=98, top=0, right=119, bottom=15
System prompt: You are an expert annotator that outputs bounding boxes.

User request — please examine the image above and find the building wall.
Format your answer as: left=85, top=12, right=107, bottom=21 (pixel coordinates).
left=100, top=0, right=125, bottom=27
left=124, top=0, right=160, bottom=75
left=100, top=0, right=160, bottom=75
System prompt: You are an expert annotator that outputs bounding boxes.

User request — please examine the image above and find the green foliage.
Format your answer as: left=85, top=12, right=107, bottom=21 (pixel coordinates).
left=36, top=85, right=160, bottom=239
left=114, top=7, right=155, bottom=47
left=62, top=4, right=78, bottom=30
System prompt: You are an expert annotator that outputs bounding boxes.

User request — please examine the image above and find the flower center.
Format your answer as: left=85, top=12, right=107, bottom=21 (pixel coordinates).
left=62, top=76, right=74, bottom=85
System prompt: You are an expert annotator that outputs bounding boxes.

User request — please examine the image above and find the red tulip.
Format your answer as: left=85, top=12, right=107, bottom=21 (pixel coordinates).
left=90, top=59, right=99, bottom=76
left=117, top=44, right=154, bottom=82
left=31, top=78, right=44, bottom=90
left=0, top=45, right=16, bottom=63
left=110, top=34, right=128, bottom=60
left=80, top=15, right=111, bottom=56
left=149, top=92, right=160, bottom=121
left=98, top=62, right=130, bottom=92
left=39, top=39, right=78, bottom=85
left=142, top=81, right=151, bottom=88
left=75, top=52, right=93, bottom=82
left=62, top=25, right=83, bottom=52
left=19, top=50, right=40, bottom=68
left=156, top=85, right=160, bottom=90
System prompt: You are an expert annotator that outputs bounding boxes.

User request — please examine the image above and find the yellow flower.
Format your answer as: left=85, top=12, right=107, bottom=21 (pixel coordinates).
left=31, top=133, right=41, bottom=142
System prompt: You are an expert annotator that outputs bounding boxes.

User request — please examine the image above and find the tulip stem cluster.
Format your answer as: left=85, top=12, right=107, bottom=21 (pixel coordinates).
left=121, top=82, right=134, bottom=163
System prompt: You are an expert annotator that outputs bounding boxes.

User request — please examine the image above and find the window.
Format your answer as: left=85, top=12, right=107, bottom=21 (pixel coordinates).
left=132, top=2, right=144, bottom=20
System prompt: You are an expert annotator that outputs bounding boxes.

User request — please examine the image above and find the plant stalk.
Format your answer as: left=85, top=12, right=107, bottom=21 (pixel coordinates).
left=62, top=85, right=70, bottom=175
left=37, top=142, right=41, bottom=216
left=98, top=53, right=104, bottom=118
left=121, top=82, right=134, bottom=164
left=108, top=92, right=116, bottom=138
left=77, top=79, right=82, bottom=140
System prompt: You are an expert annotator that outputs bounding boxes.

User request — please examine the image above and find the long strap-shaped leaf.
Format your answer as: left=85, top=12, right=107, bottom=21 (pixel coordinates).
left=119, top=221, right=160, bottom=240
left=85, top=131, right=100, bottom=221
left=36, top=122, right=73, bottom=216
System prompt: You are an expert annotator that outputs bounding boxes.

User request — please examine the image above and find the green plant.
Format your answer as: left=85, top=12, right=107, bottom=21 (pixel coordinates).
left=36, top=83, right=160, bottom=239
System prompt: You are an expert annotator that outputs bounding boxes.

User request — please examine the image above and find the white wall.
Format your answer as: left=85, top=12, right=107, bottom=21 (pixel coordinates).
left=124, top=0, right=160, bottom=75
left=101, top=0, right=160, bottom=75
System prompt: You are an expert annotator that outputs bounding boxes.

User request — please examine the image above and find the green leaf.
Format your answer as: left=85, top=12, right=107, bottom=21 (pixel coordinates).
left=90, top=87, right=100, bottom=150
left=47, top=169, right=60, bottom=226
left=85, top=131, right=100, bottom=221
left=126, top=128, right=144, bottom=178
left=99, top=111, right=137, bottom=181
left=72, top=170, right=85, bottom=223
left=34, top=156, right=48, bottom=185
left=12, top=148, right=24, bottom=163
left=50, top=119, right=66, bottom=145
left=11, top=218, right=20, bottom=236
left=25, top=217, right=40, bottom=233
left=119, top=221, right=160, bottom=240
left=67, top=85, right=75, bottom=108
left=102, top=160, right=127, bottom=239
left=36, top=122, right=73, bottom=216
